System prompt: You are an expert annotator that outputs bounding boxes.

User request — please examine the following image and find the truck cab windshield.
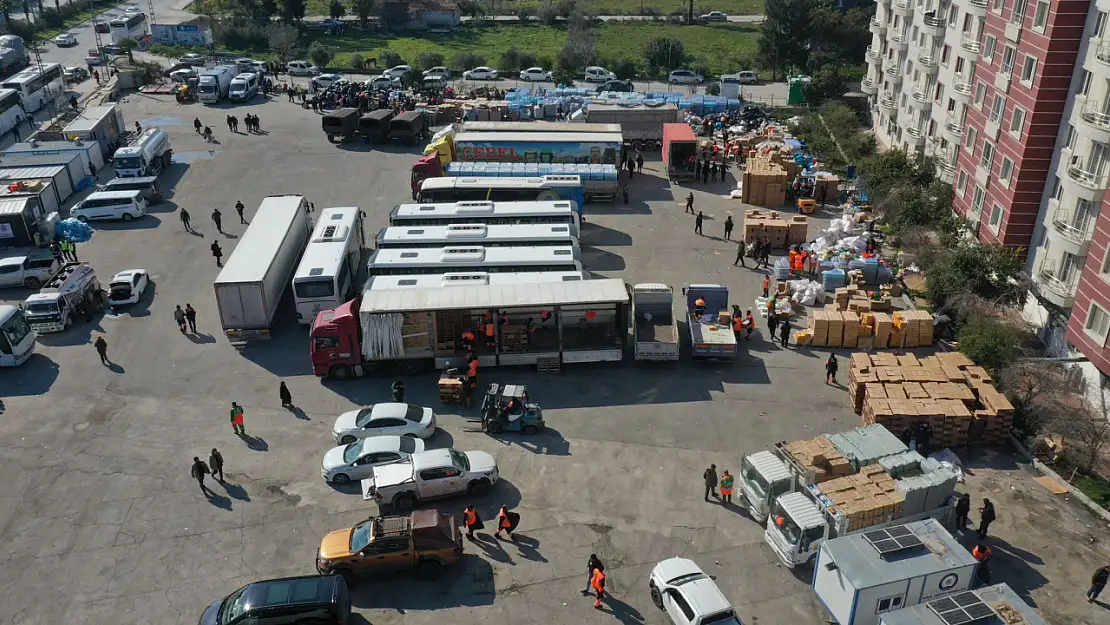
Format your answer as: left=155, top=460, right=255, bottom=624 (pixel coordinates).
left=742, top=458, right=770, bottom=499
left=113, top=155, right=141, bottom=170
left=350, top=520, right=372, bottom=552
left=449, top=449, right=469, bottom=472
left=772, top=505, right=803, bottom=545
left=25, top=301, right=59, bottom=314
left=199, top=84, right=216, bottom=93
left=1, top=312, right=32, bottom=346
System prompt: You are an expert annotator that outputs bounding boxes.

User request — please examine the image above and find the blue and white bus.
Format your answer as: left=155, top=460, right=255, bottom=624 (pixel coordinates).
left=366, top=245, right=582, bottom=276
left=109, top=12, right=149, bottom=43
left=416, top=175, right=585, bottom=212
left=292, top=206, right=366, bottom=325
left=1, top=63, right=63, bottom=113
left=388, top=200, right=580, bottom=235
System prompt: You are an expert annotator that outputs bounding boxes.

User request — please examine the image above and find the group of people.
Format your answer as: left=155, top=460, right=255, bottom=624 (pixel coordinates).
left=300, top=80, right=425, bottom=115
left=733, top=237, right=773, bottom=269
left=702, top=464, right=736, bottom=505
left=190, top=448, right=226, bottom=496
left=224, top=114, right=263, bottom=134
left=49, top=239, right=79, bottom=263
left=172, top=304, right=199, bottom=335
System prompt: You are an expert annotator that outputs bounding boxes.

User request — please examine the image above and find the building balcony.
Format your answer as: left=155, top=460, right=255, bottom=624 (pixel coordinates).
left=1066, top=161, right=1110, bottom=191
left=866, top=45, right=881, bottom=63
left=1058, top=147, right=1110, bottom=202
left=922, top=14, right=946, bottom=35
left=1047, top=201, right=1095, bottom=256
left=885, top=64, right=905, bottom=82
left=892, top=0, right=914, bottom=16
left=870, top=16, right=887, bottom=34
left=909, top=86, right=933, bottom=110
left=905, top=125, right=927, bottom=145
left=890, top=32, right=910, bottom=51
left=967, top=0, right=988, bottom=15
left=1077, top=96, right=1110, bottom=145
left=952, top=75, right=973, bottom=104
left=1096, top=40, right=1110, bottom=66
left=918, top=51, right=940, bottom=71
left=944, top=113, right=965, bottom=139
left=861, top=77, right=879, bottom=94
left=960, top=33, right=982, bottom=54
left=1036, top=257, right=1078, bottom=308
left=879, top=93, right=897, bottom=110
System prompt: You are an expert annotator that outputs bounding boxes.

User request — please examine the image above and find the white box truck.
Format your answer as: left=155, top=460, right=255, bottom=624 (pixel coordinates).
left=198, top=65, right=235, bottom=104
left=112, top=128, right=172, bottom=177
left=631, top=283, right=678, bottom=361
left=214, top=195, right=311, bottom=344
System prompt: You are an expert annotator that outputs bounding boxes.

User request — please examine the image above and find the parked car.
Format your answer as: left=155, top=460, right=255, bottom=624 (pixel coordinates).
left=179, top=53, right=206, bottom=66
left=584, top=66, right=616, bottom=82
left=700, top=11, right=728, bottom=22
left=597, top=79, right=634, bottom=93
left=332, top=402, right=436, bottom=444
left=100, top=43, right=125, bottom=56
left=386, top=65, right=413, bottom=78
left=312, top=73, right=343, bottom=89
left=287, top=60, right=320, bottom=76
left=364, top=448, right=499, bottom=512
left=734, top=71, right=758, bottom=84
left=368, top=74, right=400, bottom=89
left=93, top=21, right=110, bottom=34
left=319, top=18, right=344, bottom=29
left=422, top=66, right=450, bottom=79
left=649, top=558, right=743, bottom=625
left=520, top=67, right=553, bottom=82
left=321, top=435, right=424, bottom=485
left=463, top=66, right=498, bottom=81
left=63, top=66, right=89, bottom=83
left=668, top=70, right=703, bottom=85
left=0, top=254, right=59, bottom=289
left=106, top=269, right=149, bottom=308
left=198, top=575, right=351, bottom=625
left=54, top=33, right=77, bottom=47
left=316, top=511, right=463, bottom=582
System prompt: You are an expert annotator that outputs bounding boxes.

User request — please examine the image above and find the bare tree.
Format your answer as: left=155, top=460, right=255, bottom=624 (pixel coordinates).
left=996, top=360, right=1074, bottom=436
left=267, top=24, right=299, bottom=63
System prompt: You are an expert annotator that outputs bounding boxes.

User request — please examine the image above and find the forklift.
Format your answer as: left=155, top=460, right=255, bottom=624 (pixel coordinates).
left=478, top=383, right=545, bottom=435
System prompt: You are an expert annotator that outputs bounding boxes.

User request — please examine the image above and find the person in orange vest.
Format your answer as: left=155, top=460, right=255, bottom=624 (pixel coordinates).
left=788, top=249, right=797, bottom=273
left=694, top=297, right=706, bottom=319
left=485, top=321, right=495, bottom=348
left=731, top=306, right=744, bottom=342
left=462, top=504, right=483, bottom=540
left=762, top=275, right=770, bottom=298
left=973, top=543, right=992, bottom=584
left=460, top=329, right=475, bottom=351
left=495, top=504, right=519, bottom=540
left=467, top=357, right=479, bottom=387
left=719, top=470, right=734, bottom=505
left=591, top=565, right=607, bottom=609
left=744, top=310, right=755, bottom=340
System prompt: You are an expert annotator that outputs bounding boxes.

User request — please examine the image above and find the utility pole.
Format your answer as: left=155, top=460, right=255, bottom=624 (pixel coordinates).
left=687, top=0, right=693, bottom=25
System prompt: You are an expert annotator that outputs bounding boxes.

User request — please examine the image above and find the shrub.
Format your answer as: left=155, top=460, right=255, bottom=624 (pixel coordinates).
left=452, top=51, right=486, bottom=71
left=705, top=83, right=721, bottom=96
left=957, top=317, right=1023, bottom=374
left=612, top=58, right=637, bottom=80
left=418, top=51, right=445, bottom=71
left=39, top=7, right=64, bottom=28
left=307, top=42, right=334, bottom=70
left=517, top=52, right=538, bottom=71
left=349, top=53, right=366, bottom=69
left=498, top=47, right=521, bottom=72
left=379, top=50, right=405, bottom=68
left=516, top=6, right=535, bottom=23
left=552, top=63, right=576, bottom=86
left=643, top=37, right=685, bottom=73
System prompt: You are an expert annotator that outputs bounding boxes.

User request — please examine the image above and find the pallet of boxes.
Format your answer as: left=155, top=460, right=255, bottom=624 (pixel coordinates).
left=799, top=307, right=934, bottom=350
left=743, top=209, right=808, bottom=249
left=740, top=151, right=789, bottom=206
left=848, top=352, right=1015, bottom=446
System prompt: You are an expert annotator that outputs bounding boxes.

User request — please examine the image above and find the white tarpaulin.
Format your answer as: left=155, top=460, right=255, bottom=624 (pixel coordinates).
left=361, top=313, right=405, bottom=359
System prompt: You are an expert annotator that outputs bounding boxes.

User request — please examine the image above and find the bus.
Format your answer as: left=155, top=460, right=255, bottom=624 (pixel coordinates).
left=109, top=12, right=149, bottom=43
left=416, top=176, right=585, bottom=210
left=0, top=88, right=26, bottom=137
left=366, top=245, right=582, bottom=276
left=366, top=271, right=585, bottom=290
left=389, top=200, right=580, bottom=235
left=1, top=63, right=63, bottom=114
left=0, top=304, right=35, bottom=367
left=460, top=122, right=622, bottom=134
left=292, top=206, right=366, bottom=325
left=376, top=223, right=578, bottom=251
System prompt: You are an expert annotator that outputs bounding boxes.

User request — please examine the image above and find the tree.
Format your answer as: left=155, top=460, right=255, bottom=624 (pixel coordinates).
left=552, top=63, right=576, bottom=86
left=456, top=0, right=483, bottom=18
left=380, top=0, right=409, bottom=29
left=539, top=4, right=559, bottom=25
left=281, top=0, right=306, bottom=23
left=518, top=51, right=538, bottom=71
left=117, top=37, right=139, bottom=64
left=1056, top=397, right=1110, bottom=473
left=307, top=42, right=334, bottom=69
left=803, top=64, right=847, bottom=106
left=957, top=317, right=1024, bottom=374
left=807, top=5, right=870, bottom=73
left=353, top=0, right=373, bottom=26
left=267, top=23, right=299, bottom=62
left=379, top=50, right=405, bottom=68
left=516, top=5, right=534, bottom=22
left=758, top=0, right=814, bottom=80
left=557, top=11, right=597, bottom=71
left=556, top=0, right=577, bottom=18
left=418, top=51, right=445, bottom=71
left=451, top=51, right=486, bottom=71
left=329, top=0, right=345, bottom=18
left=611, top=58, right=637, bottom=80
left=349, top=53, right=366, bottom=69
left=642, top=37, right=685, bottom=74
left=0, top=0, right=12, bottom=23
left=926, top=244, right=1029, bottom=318
left=498, top=47, right=521, bottom=73
left=997, top=360, right=1074, bottom=436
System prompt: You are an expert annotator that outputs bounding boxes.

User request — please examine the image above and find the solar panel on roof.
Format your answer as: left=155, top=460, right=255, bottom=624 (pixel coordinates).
left=863, top=527, right=927, bottom=556
left=886, top=525, right=913, bottom=538
left=927, top=592, right=998, bottom=625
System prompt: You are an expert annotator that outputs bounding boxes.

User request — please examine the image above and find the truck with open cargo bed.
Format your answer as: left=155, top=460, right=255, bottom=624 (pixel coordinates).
left=586, top=103, right=678, bottom=152
left=684, top=284, right=737, bottom=360
left=322, top=108, right=359, bottom=142
left=663, top=123, right=697, bottom=182
left=631, top=283, right=679, bottom=361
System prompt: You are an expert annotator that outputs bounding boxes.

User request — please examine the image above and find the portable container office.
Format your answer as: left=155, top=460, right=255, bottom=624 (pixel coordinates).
left=878, top=583, right=1046, bottom=625
left=61, top=104, right=125, bottom=157
left=0, top=150, right=84, bottom=190
left=812, top=519, right=978, bottom=625
left=0, top=164, right=75, bottom=207
left=0, top=178, right=60, bottom=215
left=1, top=139, right=104, bottom=176
left=0, top=196, right=43, bottom=248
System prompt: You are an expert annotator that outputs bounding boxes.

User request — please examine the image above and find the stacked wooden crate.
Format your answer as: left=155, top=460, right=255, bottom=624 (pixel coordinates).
left=848, top=352, right=1014, bottom=446
left=806, top=309, right=935, bottom=350
left=434, top=310, right=469, bottom=352
left=744, top=209, right=809, bottom=248
left=402, top=312, right=432, bottom=351
left=741, top=153, right=789, bottom=206
left=816, top=464, right=906, bottom=532
left=779, top=435, right=855, bottom=483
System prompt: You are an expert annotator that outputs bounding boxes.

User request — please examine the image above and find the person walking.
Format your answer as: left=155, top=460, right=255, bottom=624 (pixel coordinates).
left=211, top=240, right=223, bottom=267
left=194, top=117, right=202, bottom=133
left=495, top=505, right=519, bottom=540
left=636, top=152, right=644, bottom=173
left=761, top=237, right=772, bottom=268
left=94, top=335, right=109, bottom=365
left=973, top=543, right=992, bottom=584
left=703, top=464, right=718, bottom=500
left=723, top=215, right=734, bottom=241
left=734, top=240, right=746, bottom=267
left=185, top=304, right=197, bottom=332
left=779, top=317, right=790, bottom=347
left=174, top=305, right=187, bottom=334
left=211, top=208, right=223, bottom=233
left=230, top=402, right=246, bottom=435
left=463, top=504, right=483, bottom=540
left=954, top=492, right=971, bottom=530
left=768, top=311, right=779, bottom=341
left=825, top=353, right=839, bottom=385
left=226, top=115, right=234, bottom=133
left=209, top=448, right=224, bottom=482
left=694, top=159, right=701, bottom=181
left=695, top=211, right=704, bottom=235
left=685, top=192, right=695, bottom=214
left=279, top=381, right=293, bottom=408
left=744, top=310, right=755, bottom=341
left=591, top=565, right=607, bottom=609
left=191, top=456, right=210, bottom=494
left=180, top=207, right=193, bottom=232
left=977, top=499, right=996, bottom=537
left=762, top=275, right=770, bottom=298
left=231, top=116, right=239, bottom=133
left=235, top=200, right=246, bottom=224
left=93, top=69, right=100, bottom=85
left=719, top=470, right=734, bottom=505
left=584, top=554, right=603, bottom=594
left=701, top=159, right=710, bottom=184
left=203, top=126, right=213, bottom=142
left=49, top=240, right=62, bottom=264
left=1088, top=564, right=1110, bottom=602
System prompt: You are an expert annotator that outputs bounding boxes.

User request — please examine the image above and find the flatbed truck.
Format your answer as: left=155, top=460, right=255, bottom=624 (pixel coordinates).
left=684, top=284, right=737, bottom=360
left=631, top=283, right=679, bottom=361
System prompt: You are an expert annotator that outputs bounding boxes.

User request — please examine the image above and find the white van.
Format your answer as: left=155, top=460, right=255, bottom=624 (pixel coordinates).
left=286, top=60, right=319, bottom=76
left=72, top=190, right=147, bottom=222
left=584, top=66, right=616, bottom=83
left=229, top=72, right=259, bottom=101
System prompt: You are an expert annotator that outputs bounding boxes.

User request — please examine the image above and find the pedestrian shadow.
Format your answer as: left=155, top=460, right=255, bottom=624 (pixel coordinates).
left=107, top=362, right=125, bottom=374
left=249, top=129, right=270, bottom=135
left=238, top=434, right=269, bottom=451
left=220, top=480, right=251, bottom=502
left=186, top=332, right=217, bottom=344
left=186, top=229, right=204, bottom=237
left=597, top=593, right=645, bottom=624
left=286, top=405, right=310, bottom=420
left=511, top=533, right=547, bottom=563
left=205, top=490, right=233, bottom=510
left=223, top=232, right=239, bottom=240
left=470, top=534, right=515, bottom=565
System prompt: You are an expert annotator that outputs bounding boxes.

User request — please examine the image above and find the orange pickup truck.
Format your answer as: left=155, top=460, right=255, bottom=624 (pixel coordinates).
left=316, top=510, right=463, bottom=582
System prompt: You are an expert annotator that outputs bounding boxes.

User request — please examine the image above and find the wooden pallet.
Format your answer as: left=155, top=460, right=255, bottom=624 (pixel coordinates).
left=537, top=357, right=560, bottom=374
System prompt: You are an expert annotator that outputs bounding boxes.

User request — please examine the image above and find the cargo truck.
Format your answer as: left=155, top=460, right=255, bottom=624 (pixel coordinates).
left=198, top=65, right=235, bottom=104
left=213, top=195, right=311, bottom=344
left=683, top=284, right=737, bottom=360
left=0, top=304, right=35, bottom=367
left=112, top=128, right=172, bottom=177
left=22, top=262, right=101, bottom=333
left=663, top=123, right=697, bottom=182
left=631, top=283, right=679, bottom=361
left=585, top=103, right=679, bottom=152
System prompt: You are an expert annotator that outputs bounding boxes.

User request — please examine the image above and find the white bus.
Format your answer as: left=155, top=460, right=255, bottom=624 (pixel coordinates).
left=417, top=176, right=586, bottom=209
left=366, top=245, right=582, bottom=276
left=292, top=206, right=366, bottom=325
left=389, top=200, right=580, bottom=235
left=1, top=63, right=63, bottom=114
left=0, top=304, right=35, bottom=367
left=367, top=271, right=585, bottom=290
left=109, top=12, right=149, bottom=42
left=376, top=223, right=578, bottom=250
left=0, top=88, right=26, bottom=137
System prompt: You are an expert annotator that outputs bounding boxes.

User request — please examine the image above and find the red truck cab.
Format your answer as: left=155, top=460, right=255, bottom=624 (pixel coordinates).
left=411, top=154, right=444, bottom=200
left=310, top=299, right=362, bottom=378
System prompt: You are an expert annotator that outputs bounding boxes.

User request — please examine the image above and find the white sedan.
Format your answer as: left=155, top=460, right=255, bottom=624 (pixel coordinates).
left=463, top=66, right=498, bottom=81
left=520, top=67, right=552, bottom=82
left=106, top=269, right=148, bottom=308
left=669, top=70, right=703, bottom=84
left=321, top=436, right=424, bottom=485
left=368, top=74, right=400, bottom=89
left=423, top=66, right=450, bottom=79
left=332, top=402, right=436, bottom=444
left=54, top=33, right=77, bottom=47
left=312, top=73, right=342, bottom=89
left=386, top=65, right=413, bottom=78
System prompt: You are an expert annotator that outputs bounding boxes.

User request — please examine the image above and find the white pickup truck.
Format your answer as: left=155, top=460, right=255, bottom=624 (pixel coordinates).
left=0, top=254, right=59, bottom=289
left=362, top=448, right=498, bottom=512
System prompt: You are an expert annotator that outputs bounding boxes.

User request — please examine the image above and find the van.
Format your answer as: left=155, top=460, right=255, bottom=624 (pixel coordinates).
left=101, top=176, right=163, bottom=204
left=72, top=190, right=147, bottom=222
left=584, top=66, right=616, bottom=83
left=287, top=60, right=319, bottom=76
left=228, top=72, right=259, bottom=102
left=198, top=575, right=351, bottom=625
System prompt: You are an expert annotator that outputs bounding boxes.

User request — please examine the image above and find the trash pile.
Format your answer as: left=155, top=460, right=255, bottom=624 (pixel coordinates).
left=55, top=217, right=93, bottom=243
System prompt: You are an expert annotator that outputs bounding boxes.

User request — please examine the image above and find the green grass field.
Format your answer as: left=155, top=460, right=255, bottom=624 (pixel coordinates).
left=304, top=0, right=765, bottom=18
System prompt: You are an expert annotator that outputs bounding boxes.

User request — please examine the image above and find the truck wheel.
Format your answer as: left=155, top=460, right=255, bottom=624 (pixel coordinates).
left=328, top=364, right=352, bottom=380
left=340, top=435, right=356, bottom=445
left=332, top=568, right=357, bottom=587
left=77, top=216, right=88, bottom=223
left=651, top=587, right=664, bottom=609
left=631, top=139, right=643, bottom=151
left=122, top=213, right=133, bottom=222
left=467, top=479, right=491, bottom=497
left=332, top=473, right=350, bottom=485
left=398, top=360, right=426, bottom=376
left=486, top=421, right=503, bottom=434
left=162, top=152, right=172, bottom=167
left=417, top=560, right=444, bottom=580
left=394, top=493, right=416, bottom=512
left=327, top=135, right=335, bottom=143
left=522, top=425, right=538, bottom=435
left=23, top=277, right=40, bottom=288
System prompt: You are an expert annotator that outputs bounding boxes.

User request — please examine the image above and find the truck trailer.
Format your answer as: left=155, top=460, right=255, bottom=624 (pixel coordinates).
left=684, top=284, right=737, bottom=360
left=631, top=283, right=679, bottom=361
left=585, top=103, right=679, bottom=152
left=309, top=279, right=630, bottom=378
left=213, top=195, right=311, bottom=344
left=663, top=123, right=697, bottom=181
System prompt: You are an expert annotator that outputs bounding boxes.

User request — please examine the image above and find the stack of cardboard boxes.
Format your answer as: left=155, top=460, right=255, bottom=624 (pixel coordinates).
left=848, top=352, right=1015, bottom=446
left=741, top=152, right=789, bottom=206
left=814, top=465, right=906, bottom=532
left=402, top=311, right=432, bottom=351
left=743, top=210, right=809, bottom=249
left=799, top=309, right=934, bottom=349
left=779, top=435, right=855, bottom=483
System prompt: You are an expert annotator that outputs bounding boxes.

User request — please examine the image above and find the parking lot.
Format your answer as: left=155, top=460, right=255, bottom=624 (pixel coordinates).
left=0, top=90, right=1106, bottom=625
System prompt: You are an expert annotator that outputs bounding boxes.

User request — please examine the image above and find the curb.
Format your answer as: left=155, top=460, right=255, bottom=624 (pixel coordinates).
left=1008, top=433, right=1110, bottom=523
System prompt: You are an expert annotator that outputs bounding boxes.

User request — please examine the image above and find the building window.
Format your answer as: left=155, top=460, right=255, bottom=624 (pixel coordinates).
left=1001, top=46, right=1016, bottom=75
left=1080, top=70, right=1092, bottom=97
left=1021, top=55, right=1037, bottom=86
left=1085, top=303, right=1110, bottom=345
left=1050, top=174, right=1062, bottom=200
left=1101, top=249, right=1110, bottom=275
left=980, top=141, right=995, bottom=171
left=974, top=81, right=987, bottom=107
left=984, top=35, right=997, bottom=61
left=1097, top=11, right=1109, bottom=39
left=999, top=156, right=1014, bottom=186
left=972, top=185, right=986, bottom=216
left=877, top=596, right=906, bottom=614
left=957, top=169, right=969, bottom=195
left=1067, top=124, right=1077, bottom=150
left=990, top=94, right=1006, bottom=123
left=989, top=202, right=1003, bottom=228
left=1011, top=0, right=1028, bottom=24
left=965, top=126, right=978, bottom=151
left=949, top=4, right=959, bottom=26
left=1033, top=1, right=1049, bottom=31
left=1010, top=106, right=1026, bottom=137
left=992, top=0, right=1004, bottom=12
